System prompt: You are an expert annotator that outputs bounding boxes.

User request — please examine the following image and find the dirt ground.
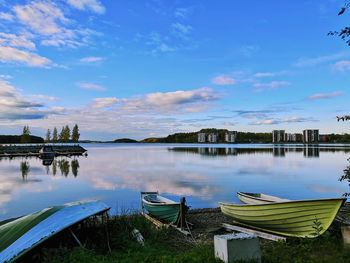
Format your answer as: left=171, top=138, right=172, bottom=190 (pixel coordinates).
left=186, top=207, right=233, bottom=241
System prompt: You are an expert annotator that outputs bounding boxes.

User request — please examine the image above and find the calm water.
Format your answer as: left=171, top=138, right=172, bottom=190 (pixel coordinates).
left=1, top=143, right=350, bottom=221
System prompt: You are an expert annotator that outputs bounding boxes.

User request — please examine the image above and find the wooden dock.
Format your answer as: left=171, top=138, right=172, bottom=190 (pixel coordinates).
left=0, top=145, right=87, bottom=158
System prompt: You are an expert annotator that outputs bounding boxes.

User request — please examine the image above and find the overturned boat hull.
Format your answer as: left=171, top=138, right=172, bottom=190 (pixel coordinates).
left=0, top=200, right=110, bottom=263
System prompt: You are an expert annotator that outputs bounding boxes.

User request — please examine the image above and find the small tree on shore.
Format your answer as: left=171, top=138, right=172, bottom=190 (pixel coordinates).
left=71, top=124, right=80, bottom=142
left=21, top=125, right=31, bottom=143
left=45, top=129, right=51, bottom=142
left=59, top=126, right=65, bottom=142
left=63, top=125, right=70, bottom=142
left=52, top=127, right=58, bottom=142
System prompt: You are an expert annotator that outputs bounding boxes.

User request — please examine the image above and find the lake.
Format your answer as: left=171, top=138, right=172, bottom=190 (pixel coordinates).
left=0, top=143, right=349, bottom=221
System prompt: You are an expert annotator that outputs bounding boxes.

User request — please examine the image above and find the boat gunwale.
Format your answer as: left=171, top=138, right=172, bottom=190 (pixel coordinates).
left=220, top=197, right=346, bottom=208
left=142, top=195, right=179, bottom=206
left=238, top=192, right=285, bottom=203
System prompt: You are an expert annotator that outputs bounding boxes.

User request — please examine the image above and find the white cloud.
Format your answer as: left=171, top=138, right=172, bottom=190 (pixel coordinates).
left=80, top=56, right=103, bottom=63
left=0, top=33, right=36, bottom=50
left=305, top=91, right=344, bottom=100
left=77, top=82, right=106, bottom=91
left=11, top=2, right=100, bottom=49
left=249, top=116, right=312, bottom=125
left=333, top=61, right=350, bottom=71
left=254, top=72, right=275, bottom=77
left=0, top=46, right=51, bottom=67
left=212, top=76, right=236, bottom=85
left=14, top=2, right=69, bottom=36
left=0, top=79, right=55, bottom=120
left=172, top=23, right=192, bottom=35
left=144, top=88, right=217, bottom=106
left=224, top=121, right=235, bottom=126
left=242, top=113, right=266, bottom=119
left=174, top=8, right=190, bottom=19
left=0, top=12, right=14, bottom=21
left=32, top=94, right=59, bottom=101
left=67, top=0, right=105, bottom=14
left=295, top=52, right=348, bottom=67
left=92, top=97, right=120, bottom=108
left=253, top=81, right=290, bottom=91
left=0, top=75, right=12, bottom=79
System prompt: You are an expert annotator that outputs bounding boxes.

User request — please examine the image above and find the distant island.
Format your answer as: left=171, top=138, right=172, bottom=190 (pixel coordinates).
left=114, top=138, right=138, bottom=143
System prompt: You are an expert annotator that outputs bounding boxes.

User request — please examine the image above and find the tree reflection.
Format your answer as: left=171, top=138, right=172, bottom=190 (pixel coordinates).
left=58, top=159, right=70, bottom=177
left=71, top=159, right=79, bottom=177
left=20, top=161, right=30, bottom=181
left=339, top=157, right=350, bottom=196
left=52, top=160, right=57, bottom=176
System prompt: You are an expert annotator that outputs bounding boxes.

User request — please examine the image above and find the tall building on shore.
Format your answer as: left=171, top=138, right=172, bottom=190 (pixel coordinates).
left=198, top=133, right=206, bottom=143
left=207, top=133, right=217, bottom=143
left=303, top=129, right=319, bottom=143
left=272, top=130, right=285, bottom=143
left=225, top=131, right=237, bottom=143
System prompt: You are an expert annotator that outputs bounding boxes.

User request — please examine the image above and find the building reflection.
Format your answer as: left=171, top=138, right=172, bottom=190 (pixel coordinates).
left=273, top=146, right=285, bottom=157
left=303, top=145, right=320, bottom=158
left=168, top=144, right=347, bottom=158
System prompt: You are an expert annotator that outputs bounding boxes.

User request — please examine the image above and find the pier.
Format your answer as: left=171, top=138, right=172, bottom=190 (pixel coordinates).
left=0, top=144, right=87, bottom=158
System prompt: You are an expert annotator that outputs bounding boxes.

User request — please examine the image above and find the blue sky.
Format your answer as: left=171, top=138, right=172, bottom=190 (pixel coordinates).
left=0, top=0, right=349, bottom=140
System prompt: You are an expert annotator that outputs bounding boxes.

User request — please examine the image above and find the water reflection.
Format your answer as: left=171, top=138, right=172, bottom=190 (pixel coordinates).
left=0, top=144, right=349, bottom=221
left=339, top=157, right=350, bottom=196
left=20, top=161, right=30, bottom=181
left=18, top=157, right=81, bottom=178
left=169, top=145, right=347, bottom=158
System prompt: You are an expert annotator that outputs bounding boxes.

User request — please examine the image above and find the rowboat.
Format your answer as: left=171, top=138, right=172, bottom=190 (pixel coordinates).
left=0, top=200, right=110, bottom=263
left=220, top=197, right=346, bottom=238
left=237, top=192, right=290, bottom=205
left=39, top=145, right=55, bottom=159
left=141, top=193, right=182, bottom=224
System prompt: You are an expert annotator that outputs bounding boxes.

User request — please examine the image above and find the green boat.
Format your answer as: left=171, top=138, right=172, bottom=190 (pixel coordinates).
left=220, top=197, right=346, bottom=238
left=141, top=193, right=181, bottom=224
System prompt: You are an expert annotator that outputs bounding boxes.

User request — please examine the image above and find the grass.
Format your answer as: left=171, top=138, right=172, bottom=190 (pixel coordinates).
left=17, top=211, right=350, bottom=263
left=19, top=211, right=221, bottom=263
left=261, top=231, right=350, bottom=263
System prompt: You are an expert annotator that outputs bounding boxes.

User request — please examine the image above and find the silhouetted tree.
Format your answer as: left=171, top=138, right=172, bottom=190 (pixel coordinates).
left=21, top=125, right=31, bottom=143
left=59, top=126, right=65, bottom=142
left=63, top=125, right=70, bottom=142
left=71, top=124, right=80, bottom=142
left=52, top=127, right=58, bottom=142
left=45, top=129, right=51, bottom=142
left=329, top=2, right=350, bottom=45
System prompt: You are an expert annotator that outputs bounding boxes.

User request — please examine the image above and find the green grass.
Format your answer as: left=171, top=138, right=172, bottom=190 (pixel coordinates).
left=17, top=212, right=350, bottom=263
left=47, top=244, right=221, bottom=263
left=262, top=232, right=350, bottom=263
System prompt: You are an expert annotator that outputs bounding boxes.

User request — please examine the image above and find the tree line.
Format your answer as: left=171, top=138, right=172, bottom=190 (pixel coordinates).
left=141, top=129, right=273, bottom=143
left=45, top=124, right=80, bottom=142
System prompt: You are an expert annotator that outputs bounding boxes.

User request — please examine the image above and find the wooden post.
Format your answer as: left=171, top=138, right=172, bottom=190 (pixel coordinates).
left=180, top=197, right=186, bottom=230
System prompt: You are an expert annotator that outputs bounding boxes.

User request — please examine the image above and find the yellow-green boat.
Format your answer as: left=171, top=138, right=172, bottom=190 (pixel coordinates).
left=220, top=197, right=346, bottom=238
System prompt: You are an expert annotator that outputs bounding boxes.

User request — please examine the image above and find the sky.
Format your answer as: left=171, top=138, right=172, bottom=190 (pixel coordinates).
left=0, top=0, right=349, bottom=140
